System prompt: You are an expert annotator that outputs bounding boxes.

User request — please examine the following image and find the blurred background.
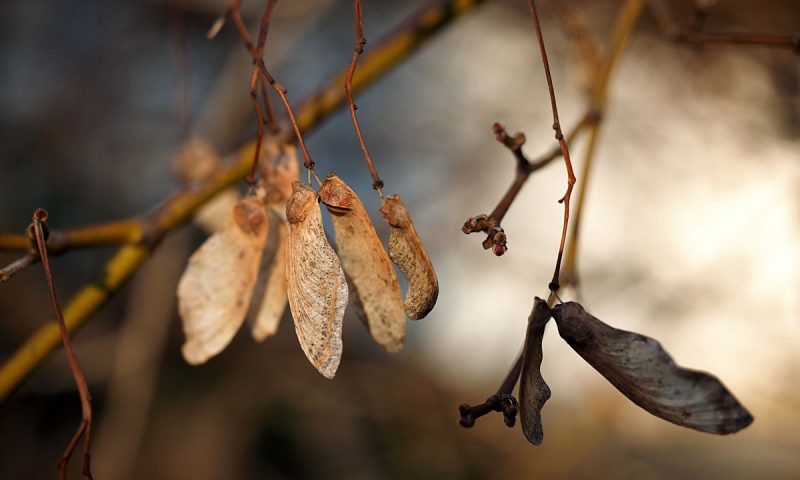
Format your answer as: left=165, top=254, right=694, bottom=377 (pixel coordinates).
left=1, top=0, right=798, bottom=478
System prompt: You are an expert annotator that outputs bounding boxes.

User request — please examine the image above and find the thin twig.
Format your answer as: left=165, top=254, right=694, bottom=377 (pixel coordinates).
left=345, top=0, right=384, bottom=196
left=563, top=0, right=645, bottom=289
left=649, top=0, right=799, bottom=54
left=32, top=209, right=94, bottom=480
left=543, top=0, right=600, bottom=85
left=223, top=0, right=320, bottom=182
left=489, top=114, right=591, bottom=225
left=528, top=0, right=575, bottom=292
left=459, top=354, right=522, bottom=429
left=218, top=0, right=281, bottom=185
left=462, top=114, right=592, bottom=256
left=457, top=294, right=560, bottom=430
left=0, top=252, right=39, bottom=283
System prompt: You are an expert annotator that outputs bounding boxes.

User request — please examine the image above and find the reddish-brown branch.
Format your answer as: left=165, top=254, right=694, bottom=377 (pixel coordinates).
left=345, top=0, right=384, bottom=195
left=32, top=209, right=94, bottom=480
left=458, top=345, right=525, bottom=428
left=462, top=114, right=591, bottom=257
left=649, top=0, right=799, bottom=54
left=247, top=66, right=266, bottom=185
left=221, top=0, right=317, bottom=179
left=528, top=0, right=575, bottom=292
left=233, top=0, right=279, bottom=185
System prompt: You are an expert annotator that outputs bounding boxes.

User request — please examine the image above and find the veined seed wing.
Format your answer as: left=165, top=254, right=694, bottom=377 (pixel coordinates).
left=286, top=182, right=347, bottom=378
left=177, top=197, right=269, bottom=365
left=250, top=210, right=289, bottom=341
left=551, top=302, right=753, bottom=434
left=319, top=174, right=405, bottom=353
left=519, top=298, right=552, bottom=445
left=380, top=194, right=438, bottom=320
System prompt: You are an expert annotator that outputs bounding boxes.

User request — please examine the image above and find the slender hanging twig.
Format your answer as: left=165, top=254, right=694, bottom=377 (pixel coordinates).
left=345, top=0, right=384, bottom=198
left=527, top=0, right=576, bottom=292
left=32, top=209, right=94, bottom=480
left=221, top=0, right=320, bottom=184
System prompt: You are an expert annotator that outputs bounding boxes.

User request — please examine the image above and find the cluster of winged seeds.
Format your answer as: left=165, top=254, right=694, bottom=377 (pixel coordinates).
left=175, top=140, right=438, bottom=378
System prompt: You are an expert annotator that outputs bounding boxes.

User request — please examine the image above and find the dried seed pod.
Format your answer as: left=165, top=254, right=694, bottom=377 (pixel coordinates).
left=194, top=189, right=240, bottom=233
left=379, top=194, right=439, bottom=320
left=172, top=137, right=220, bottom=183
left=319, top=174, right=405, bottom=353
left=177, top=197, right=269, bottom=365
left=551, top=302, right=754, bottom=434
left=260, top=143, right=300, bottom=205
left=519, top=297, right=552, bottom=445
left=191, top=142, right=299, bottom=233
left=286, top=182, right=347, bottom=378
left=249, top=209, right=289, bottom=341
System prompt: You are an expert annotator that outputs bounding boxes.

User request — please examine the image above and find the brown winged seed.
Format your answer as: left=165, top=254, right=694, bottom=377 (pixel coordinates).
left=249, top=210, right=289, bottom=341
left=551, top=302, right=753, bottom=434
left=286, top=182, right=347, bottom=378
left=189, top=141, right=299, bottom=233
left=519, top=297, right=552, bottom=445
left=246, top=143, right=299, bottom=339
left=319, top=174, right=405, bottom=353
left=379, top=194, right=439, bottom=320
left=177, top=197, right=269, bottom=365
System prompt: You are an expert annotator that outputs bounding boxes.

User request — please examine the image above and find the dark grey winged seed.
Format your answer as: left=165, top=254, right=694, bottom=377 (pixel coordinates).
left=519, top=297, right=552, bottom=445
left=551, top=302, right=753, bottom=434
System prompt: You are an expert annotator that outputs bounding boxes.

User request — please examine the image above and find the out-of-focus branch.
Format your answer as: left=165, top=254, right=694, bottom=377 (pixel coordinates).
left=0, top=219, right=143, bottom=253
left=649, top=0, right=799, bottom=54
left=0, top=0, right=488, bottom=400
left=562, top=0, right=646, bottom=290
left=544, top=0, right=601, bottom=87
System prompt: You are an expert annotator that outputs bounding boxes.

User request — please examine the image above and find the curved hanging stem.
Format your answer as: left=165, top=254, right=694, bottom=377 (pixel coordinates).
left=527, top=0, right=575, bottom=293
left=345, top=0, right=384, bottom=198
left=220, top=0, right=320, bottom=185
left=32, top=209, right=94, bottom=480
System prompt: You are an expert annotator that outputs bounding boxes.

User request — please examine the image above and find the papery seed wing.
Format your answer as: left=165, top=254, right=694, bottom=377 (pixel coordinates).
left=551, top=302, right=753, bottom=434
left=286, top=182, right=347, bottom=378
left=171, top=137, right=242, bottom=234
left=194, top=188, right=241, bottom=233
left=519, top=298, right=552, bottom=445
left=320, top=174, right=405, bottom=353
left=249, top=210, right=289, bottom=341
left=177, top=197, right=269, bottom=365
left=380, top=194, right=438, bottom=320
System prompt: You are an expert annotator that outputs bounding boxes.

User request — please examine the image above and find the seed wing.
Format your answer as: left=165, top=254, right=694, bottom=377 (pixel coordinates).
left=519, top=298, right=552, bottom=445
left=552, top=302, right=753, bottom=434
left=320, top=174, right=405, bottom=353
left=250, top=212, right=289, bottom=341
left=380, top=194, right=438, bottom=320
left=286, top=183, right=347, bottom=378
left=177, top=198, right=269, bottom=365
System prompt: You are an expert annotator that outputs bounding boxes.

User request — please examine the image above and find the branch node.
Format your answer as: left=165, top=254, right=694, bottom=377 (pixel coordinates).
left=493, top=122, right=526, bottom=151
